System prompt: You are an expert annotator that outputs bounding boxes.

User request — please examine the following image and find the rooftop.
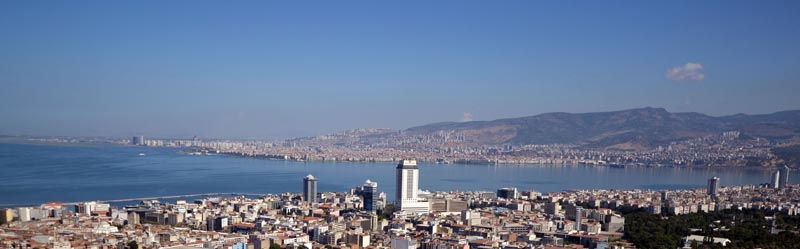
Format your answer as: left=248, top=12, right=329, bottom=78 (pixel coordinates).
left=397, top=159, right=418, bottom=169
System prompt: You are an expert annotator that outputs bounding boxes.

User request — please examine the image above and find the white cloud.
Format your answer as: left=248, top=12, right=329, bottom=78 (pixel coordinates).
left=461, top=112, right=474, bottom=122
left=666, top=62, right=705, bottom=81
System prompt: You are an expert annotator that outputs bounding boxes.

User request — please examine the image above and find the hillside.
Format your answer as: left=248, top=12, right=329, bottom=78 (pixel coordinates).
left=400, top=107, right=800, bottom=149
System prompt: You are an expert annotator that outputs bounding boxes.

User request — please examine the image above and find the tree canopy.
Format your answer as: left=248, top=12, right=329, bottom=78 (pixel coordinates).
left=624, top=209, right=800, bottom=248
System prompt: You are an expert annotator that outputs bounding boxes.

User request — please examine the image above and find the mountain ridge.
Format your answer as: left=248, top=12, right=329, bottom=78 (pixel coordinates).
left=398, top=107, right=800, bottom=150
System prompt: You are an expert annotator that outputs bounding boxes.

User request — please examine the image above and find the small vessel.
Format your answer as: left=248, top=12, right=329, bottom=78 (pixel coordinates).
left=138, top=153, right=146, bottom=156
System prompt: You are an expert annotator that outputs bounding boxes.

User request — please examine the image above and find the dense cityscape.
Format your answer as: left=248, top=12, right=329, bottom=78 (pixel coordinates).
left=2, top=159, right=799, bottom=249
left=196, top=130, right=787, bottom=167
left=3, top=1, right=800, bottom=248
left=19, top=129, right=795, bottom=168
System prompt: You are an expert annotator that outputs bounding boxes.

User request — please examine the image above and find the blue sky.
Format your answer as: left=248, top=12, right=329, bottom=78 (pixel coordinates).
left=1, top=1, right=799, bottom=139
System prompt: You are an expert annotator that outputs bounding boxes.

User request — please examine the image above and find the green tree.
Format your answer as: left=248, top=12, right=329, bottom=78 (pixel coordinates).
left=624, top=209, right=800, bottom=249
left=380, top=203, right=396, bottom=220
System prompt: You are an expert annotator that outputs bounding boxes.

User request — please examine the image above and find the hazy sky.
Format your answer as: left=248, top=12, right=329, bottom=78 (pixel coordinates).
left=1, top=1, right=799, bottom=139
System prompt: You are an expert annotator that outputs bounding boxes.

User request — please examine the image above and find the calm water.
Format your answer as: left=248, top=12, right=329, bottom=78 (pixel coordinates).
left=0, top=141, right=796, bottom=206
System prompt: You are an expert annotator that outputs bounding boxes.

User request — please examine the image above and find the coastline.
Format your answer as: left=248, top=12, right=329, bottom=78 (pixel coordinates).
left=213, top=150, right=786, bottom=170
left=0, top=141, right=790, bottom=210
left=1, top=138, right=784, bottom=170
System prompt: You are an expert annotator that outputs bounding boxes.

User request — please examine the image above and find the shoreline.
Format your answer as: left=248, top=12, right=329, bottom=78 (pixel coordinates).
left=213, top=150, right=787, bottom=170
left=0, top=192, right=266, bottom=209
left=2, top=138, right=789, bottom=170
left=2, top=139, right=783, bottom=170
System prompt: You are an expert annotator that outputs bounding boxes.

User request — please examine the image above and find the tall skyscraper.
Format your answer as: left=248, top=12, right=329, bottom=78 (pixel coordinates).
left=132, top=136, right=144, bottom=145
left=780, top=166, right=790, bottom=189
left=707, top=177, right=720, bottom=197
left=772, top=171, right=781, bottom=189
left=575, top=207, right=584, bottom=233
left=395, top=159, right=429, bottom=213
left=361, top=180, right=378, bottom=212
left=303, top=174, right=317, bottom=203
left=396, top=159, right=418, bottom=204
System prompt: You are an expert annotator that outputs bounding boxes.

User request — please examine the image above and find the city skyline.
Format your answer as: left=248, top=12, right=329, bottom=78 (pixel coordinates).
left=1, top=1, right=799, bottom=139
left=3, top=156, right=799, bottom=248
left=2, top=1, right=800, bottom=248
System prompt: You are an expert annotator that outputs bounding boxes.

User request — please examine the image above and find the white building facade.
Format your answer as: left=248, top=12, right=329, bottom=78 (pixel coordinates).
left=395, top=160, right=429, bottom=214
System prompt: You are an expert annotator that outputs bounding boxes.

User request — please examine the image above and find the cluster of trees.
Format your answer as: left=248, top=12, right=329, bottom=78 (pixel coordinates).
left=378, top=204, right=395, bottom=220
left=624, top=209, right=800, bottom=248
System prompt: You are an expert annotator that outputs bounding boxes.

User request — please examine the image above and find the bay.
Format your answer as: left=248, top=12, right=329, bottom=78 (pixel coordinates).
left=0, top=141, right=795, bottom=206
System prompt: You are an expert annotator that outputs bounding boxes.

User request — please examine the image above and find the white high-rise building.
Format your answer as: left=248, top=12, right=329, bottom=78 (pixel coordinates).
left=780, top=166, right=790, bottom=189
left=772, top=171, right=781, bottom=189
left=395, top=159, right=429, bottom=214
left=17, top=207, right=31, bottom=222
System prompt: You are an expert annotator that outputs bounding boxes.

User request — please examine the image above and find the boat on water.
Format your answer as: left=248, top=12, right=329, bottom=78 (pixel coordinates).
left=138, top=153, right=146, bottom=156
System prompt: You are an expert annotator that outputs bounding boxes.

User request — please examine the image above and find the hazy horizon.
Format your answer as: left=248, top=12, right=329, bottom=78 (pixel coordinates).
left=1, top=106, right=797, bottom=140
left=2, top=1, right=799, bottom=139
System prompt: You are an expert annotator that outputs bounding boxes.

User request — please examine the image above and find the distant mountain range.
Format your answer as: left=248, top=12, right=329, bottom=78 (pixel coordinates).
left=396, top=107, right=800, bottom=150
